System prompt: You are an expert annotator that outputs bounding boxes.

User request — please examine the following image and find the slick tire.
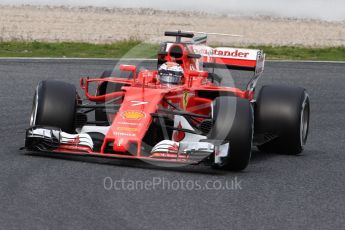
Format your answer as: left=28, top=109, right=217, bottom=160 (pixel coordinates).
left=208, top=96, right=253, bottom=171
left=30, top=80, right=77, bottom=133
left=256, top=85, right=310, bottom=155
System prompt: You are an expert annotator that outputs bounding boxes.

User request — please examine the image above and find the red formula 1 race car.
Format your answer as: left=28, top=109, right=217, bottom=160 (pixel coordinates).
left=25, top=31, right=310, bottom=171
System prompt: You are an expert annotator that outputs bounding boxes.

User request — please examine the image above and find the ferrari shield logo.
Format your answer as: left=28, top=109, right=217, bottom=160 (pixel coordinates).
left=183, top=91, right=189, bottom=109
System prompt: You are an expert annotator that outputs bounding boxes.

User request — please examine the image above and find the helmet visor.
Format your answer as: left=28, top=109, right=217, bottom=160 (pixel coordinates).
left=159, top=70, right=183, bottom=84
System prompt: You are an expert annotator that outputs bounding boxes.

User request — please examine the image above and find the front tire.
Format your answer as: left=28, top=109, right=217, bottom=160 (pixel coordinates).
left=30, top=80, right=77, bottom=133
left=208, top=96, right=253, bottom=171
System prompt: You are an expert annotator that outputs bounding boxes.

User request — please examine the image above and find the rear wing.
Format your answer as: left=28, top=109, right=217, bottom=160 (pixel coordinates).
left=191, top=45, right=265, bottom=92
left=193, top=45, right=265, bottom=76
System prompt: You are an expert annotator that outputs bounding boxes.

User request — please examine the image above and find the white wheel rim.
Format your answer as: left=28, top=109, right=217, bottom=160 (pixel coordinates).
left=30, top=87, right=39, bottom=126
left=300, top=94, right=309, bottom=146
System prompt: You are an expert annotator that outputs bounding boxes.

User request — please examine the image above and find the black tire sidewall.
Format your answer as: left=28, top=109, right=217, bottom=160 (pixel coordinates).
left=256, top=85, right=310, bottom=154
left=34, top=80, right=77, bottom=133
left=208, top=96, right=253, bottom=171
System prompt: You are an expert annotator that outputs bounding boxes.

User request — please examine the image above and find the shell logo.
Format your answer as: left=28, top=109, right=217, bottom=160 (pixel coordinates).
left=122, top=111, right=145, bottom=120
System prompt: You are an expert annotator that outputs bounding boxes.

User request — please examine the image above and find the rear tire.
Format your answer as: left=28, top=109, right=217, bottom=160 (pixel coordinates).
left=256, top=85, right=310, bottom=154
left=208, top=96, right=253, bottom=171
left=30, top=80, right=77, bottom=133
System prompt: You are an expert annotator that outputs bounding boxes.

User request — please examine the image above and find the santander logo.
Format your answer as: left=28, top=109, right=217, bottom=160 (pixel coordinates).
left=193, top=46, right=257, bottom=60
left=213, top=49, right=250, bottom=58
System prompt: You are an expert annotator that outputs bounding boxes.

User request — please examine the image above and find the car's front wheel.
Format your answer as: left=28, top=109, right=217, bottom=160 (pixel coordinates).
left=30, top=80, right=77, bottom=133
left=208, top=96, right=253, bottom=171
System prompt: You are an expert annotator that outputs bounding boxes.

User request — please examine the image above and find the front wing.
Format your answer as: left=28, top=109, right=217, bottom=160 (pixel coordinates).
left=24, top=126, right=230, bottom=166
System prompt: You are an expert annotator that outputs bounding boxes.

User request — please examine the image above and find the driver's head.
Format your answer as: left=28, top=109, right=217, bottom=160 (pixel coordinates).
left=158, top=62, right=184, bottom=85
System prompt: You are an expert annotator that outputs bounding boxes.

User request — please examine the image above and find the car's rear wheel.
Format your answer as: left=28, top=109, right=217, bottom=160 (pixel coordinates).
left=255, top=85, right=310, bottom=154
left=208, top=96, right=253, bottom=171
left=30, top=80, right=77, bottom=133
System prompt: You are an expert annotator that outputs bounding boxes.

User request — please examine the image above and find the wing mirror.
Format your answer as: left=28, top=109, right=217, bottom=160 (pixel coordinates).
left=120, top=64, right=136, bottom=72
left=120, top=64, right=137, bottom=80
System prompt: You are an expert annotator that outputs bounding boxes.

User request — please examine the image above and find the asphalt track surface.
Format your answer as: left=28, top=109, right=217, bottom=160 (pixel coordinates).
left=0, top=59, right=344, bottom=230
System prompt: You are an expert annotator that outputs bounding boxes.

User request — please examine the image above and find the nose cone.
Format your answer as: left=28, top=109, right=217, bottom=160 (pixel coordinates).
left=105, top=87, right=165, bottom=154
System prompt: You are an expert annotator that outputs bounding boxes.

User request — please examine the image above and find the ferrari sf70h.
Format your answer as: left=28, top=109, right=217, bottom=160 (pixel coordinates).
left=25, top=31, right=310, bottom=171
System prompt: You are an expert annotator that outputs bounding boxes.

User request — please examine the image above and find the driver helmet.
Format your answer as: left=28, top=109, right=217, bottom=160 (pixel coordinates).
left=158, top=62, right=184, bottom=85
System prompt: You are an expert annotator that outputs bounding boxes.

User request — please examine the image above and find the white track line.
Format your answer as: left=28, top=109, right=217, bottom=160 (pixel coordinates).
left=268, top=60, right=345, bottom=64
left=0, top=57, right=344, bottom=64
left=0, top=57, right=155, bottom=61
